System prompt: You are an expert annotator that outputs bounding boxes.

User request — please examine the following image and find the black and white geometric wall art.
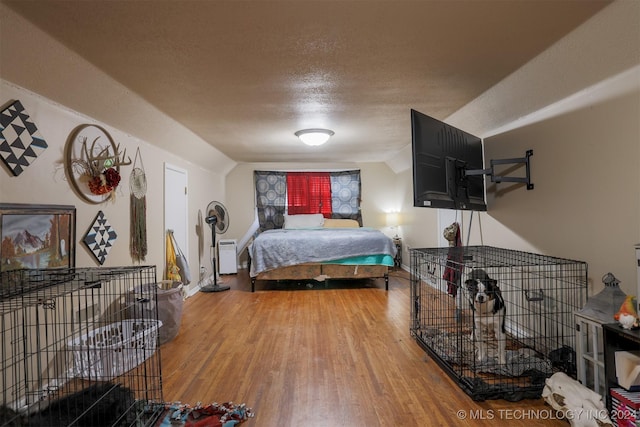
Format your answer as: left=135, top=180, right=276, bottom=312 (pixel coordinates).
left=83, top=210, right=117, bottom=265
left=0, top=100, right=48, bottom=176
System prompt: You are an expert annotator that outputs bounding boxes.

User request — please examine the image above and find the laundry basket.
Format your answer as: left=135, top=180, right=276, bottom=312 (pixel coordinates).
left=126, top=281, right=184, bottom=344
left=68, top=319, right=162, bottom=380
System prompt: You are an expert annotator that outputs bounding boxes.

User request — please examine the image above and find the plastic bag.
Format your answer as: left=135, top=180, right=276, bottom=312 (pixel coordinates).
left=168, top=230, right=191, bottom=285
left=165, top=232, right=181, bottom=282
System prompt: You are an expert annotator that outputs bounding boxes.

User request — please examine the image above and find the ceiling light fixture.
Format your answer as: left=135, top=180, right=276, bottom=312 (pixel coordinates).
left=295, top=129, right=334, bottom=146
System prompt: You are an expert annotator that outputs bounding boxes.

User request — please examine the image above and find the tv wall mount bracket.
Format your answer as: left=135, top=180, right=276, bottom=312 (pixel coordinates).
left=465, top=149, right=534, bottom=190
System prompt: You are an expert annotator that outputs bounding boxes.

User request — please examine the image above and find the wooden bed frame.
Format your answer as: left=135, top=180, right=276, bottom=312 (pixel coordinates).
left=250, top=262, right=389, bottom=292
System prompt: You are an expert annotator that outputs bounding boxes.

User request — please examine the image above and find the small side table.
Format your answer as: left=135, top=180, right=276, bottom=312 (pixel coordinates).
left=392, top=237, right=402, bottom=269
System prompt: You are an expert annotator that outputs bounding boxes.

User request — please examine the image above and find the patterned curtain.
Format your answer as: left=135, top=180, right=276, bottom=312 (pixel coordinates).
left=286, top=172, right=332, bottom=217
left=254, top=169, right=362, bottom=229
left=330, top=170, right=362, bottom=225
left=254, top=171, right=286, bottom=231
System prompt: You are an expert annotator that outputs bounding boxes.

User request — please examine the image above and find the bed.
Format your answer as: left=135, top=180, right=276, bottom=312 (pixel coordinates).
left=248, top=215, right=397, bottom=292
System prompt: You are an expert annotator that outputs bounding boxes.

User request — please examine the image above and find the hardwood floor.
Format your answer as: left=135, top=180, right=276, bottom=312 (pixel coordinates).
left=159, top=269, right=566, bottom=426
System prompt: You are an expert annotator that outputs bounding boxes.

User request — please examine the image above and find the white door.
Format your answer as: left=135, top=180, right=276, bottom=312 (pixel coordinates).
left=164, top=163, right=188, bottom=262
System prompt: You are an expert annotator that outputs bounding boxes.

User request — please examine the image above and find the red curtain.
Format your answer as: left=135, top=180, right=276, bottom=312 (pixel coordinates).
left=287, top=172, right=332, bottom=217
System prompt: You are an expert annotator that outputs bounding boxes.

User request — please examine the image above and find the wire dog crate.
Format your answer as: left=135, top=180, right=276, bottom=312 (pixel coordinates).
left=410, top=246, right=587, bottom=401
left=0, top=266, right=164, bottom=426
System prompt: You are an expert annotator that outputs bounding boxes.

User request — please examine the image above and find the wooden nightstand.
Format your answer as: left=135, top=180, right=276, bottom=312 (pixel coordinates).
left=392, top=237, right=402, bottom=268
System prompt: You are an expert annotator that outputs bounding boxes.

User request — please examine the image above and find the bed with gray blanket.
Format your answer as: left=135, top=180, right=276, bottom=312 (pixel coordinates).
left=248, top=227, right=397, bottom=292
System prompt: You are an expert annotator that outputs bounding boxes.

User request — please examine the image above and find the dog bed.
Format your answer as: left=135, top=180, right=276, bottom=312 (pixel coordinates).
left=417, top=328, right=552, bottom=377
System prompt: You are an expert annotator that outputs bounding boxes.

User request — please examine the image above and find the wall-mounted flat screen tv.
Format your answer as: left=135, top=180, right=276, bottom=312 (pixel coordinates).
left=411, top=109, right=487, bottom=211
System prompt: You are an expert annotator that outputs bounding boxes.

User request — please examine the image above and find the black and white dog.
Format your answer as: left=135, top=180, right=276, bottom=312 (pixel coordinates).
left=465, top=269, right=507, bottom=365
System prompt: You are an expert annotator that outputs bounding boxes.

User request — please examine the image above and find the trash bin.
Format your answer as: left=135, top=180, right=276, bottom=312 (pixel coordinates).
left=126, top=281, right=184, bottom=345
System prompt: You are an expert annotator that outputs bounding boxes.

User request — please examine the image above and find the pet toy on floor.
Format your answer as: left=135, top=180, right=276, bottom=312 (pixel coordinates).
left=156, top=401, right=254, bottom=427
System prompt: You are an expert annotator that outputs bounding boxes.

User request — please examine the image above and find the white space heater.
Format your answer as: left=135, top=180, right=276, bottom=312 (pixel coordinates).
left=218, top=239, right=237, bottom=274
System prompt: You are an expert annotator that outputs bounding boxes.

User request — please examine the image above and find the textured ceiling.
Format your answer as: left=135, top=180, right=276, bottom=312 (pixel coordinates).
left=3, top=1, right=611, bottom=164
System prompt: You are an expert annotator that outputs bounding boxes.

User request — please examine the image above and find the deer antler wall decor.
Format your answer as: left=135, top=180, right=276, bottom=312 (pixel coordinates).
left=81, top=136, right=132, bottom=176
left=64, top=124, right=132, bottom=204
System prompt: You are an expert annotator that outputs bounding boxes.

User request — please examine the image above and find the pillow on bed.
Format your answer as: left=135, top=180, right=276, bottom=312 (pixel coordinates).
left=283, top=213, right=325, bottom=229
left=323, top=218, right=360, bottom=228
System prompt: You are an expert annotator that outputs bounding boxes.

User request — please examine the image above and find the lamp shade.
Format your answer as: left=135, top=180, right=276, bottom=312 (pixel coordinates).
left=386, top=212, right=399, bottom=228
left=295, top=129, right=334, bottom=146
left=576, top=272, right=627, bottom=324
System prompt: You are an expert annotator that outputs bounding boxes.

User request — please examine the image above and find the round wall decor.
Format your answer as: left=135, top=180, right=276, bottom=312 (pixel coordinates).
left=64, top=124, right=130, bottom=204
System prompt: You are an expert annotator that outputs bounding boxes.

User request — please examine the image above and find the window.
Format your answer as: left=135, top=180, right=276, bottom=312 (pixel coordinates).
left=286, top=172, right=332, bottom=216
left=255, top=170, right=361, bottom=231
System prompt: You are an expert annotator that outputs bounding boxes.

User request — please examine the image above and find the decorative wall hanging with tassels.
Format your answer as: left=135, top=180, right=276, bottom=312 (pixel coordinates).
left=129, top=147, right=147, bottom=262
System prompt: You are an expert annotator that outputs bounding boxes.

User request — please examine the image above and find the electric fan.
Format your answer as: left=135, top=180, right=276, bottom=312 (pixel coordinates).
left=200, top=201, right=230, bottom=292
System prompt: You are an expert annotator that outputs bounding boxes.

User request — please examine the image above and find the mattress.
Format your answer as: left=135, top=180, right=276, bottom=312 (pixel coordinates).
left=249, top=227, right=397, bottom=276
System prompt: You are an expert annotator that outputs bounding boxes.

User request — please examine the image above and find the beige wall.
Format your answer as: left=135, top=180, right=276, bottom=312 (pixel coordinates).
left=394, top=79, right=640, bottom=299
left=0, top=3, right=235, bottom=175
left=0, top=5, right=235, bottom=295
left=390, top=0, right=640, bottom=297
left=393, top=168, right=439, bottom=259
left=479, top=90, right=640, bottom=296
left=0, top=81, right=226, bottom=294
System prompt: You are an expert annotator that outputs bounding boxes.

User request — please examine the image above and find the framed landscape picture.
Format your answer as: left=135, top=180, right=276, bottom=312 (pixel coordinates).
left=0, top=204, right=76, bottom=272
